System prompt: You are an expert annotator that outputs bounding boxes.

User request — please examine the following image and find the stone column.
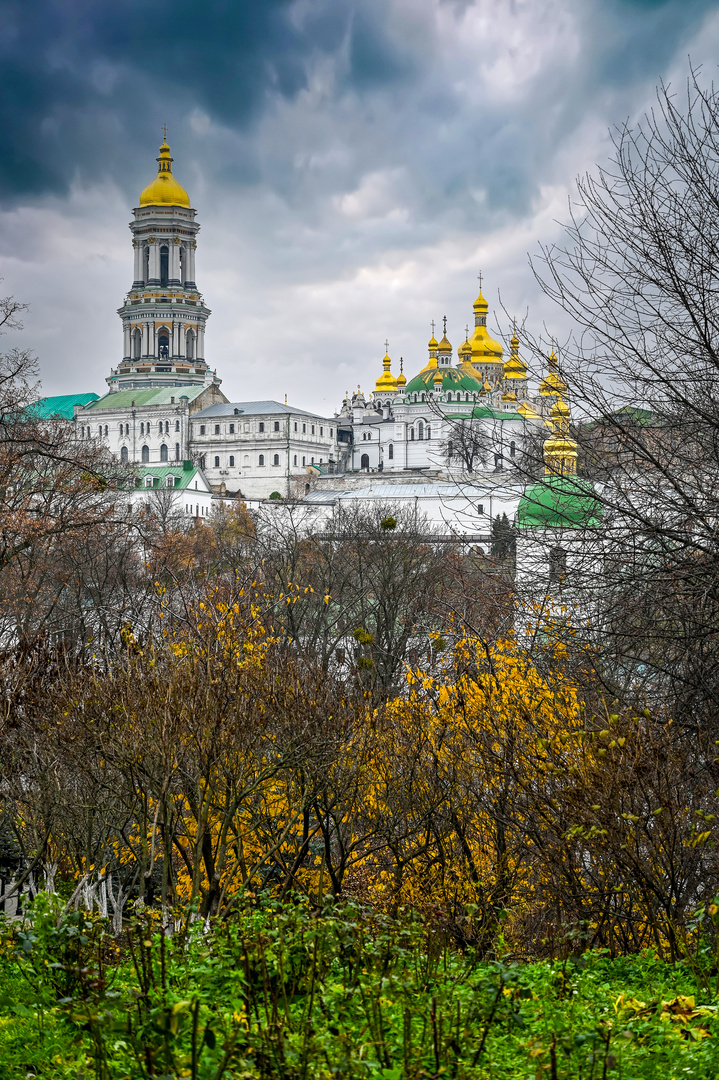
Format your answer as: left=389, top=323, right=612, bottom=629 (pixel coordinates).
left=133, top=240, right=143, bottom=285
left=123, top=322, right=131, bottom=359
left=169, top=239, right=181, bottom=285
left=197, top=324, right=205, bottom=361
left=148, top=241, right=160, bottom=284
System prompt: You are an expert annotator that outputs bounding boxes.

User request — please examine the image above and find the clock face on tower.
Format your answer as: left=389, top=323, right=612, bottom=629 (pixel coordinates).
left=109, top=139, right=220, bottom=394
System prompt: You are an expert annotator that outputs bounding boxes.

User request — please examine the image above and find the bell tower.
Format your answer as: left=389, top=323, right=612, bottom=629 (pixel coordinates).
left=109, top=136, right=220, bottom=392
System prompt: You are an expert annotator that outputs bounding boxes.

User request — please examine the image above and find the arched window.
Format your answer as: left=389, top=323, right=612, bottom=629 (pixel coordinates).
left=132, top=327, right=142, bottom=359
left=175, top=420, right=180, bottom=432
left=426, top=425, right=431, bottom=440
left=165, top=421, right=169, bottom=434
left=158, top=332, right=169, bottom=360
left=160, top=443, right=168, bottom=462
left=141, top=444, right=149, bottom=463
left=244, top=455, right=249, bottom=466
left=410, top=429, right=415, bottom=441
left=258, top=454, right=265, bottom=466
left=510, top=440, right=516, bottom=458
left=418, top=421, right=424, bottom=440
left=302, top=456, right=306, bottom=466
left=273, top=454, right=280, bottom=465
left=214, top=455, right=220, bottom=468
left=293, top=455, right=297, bottom=466
left=229, top=455, right=234, bottom=467
left=158, top=421, right=163, bottom=434
left=388, top=443, right=394, bottom=460
left=200, top=455, right=206, bottom=469
left=361, top=453, right=370, bottom=470
left=140, top=422, right=144, bottom=436
left=160, top=245, right=169, bottom=286
left=175, top=443, right=180, bottom=460
left=185, top=329, right=195, bottom=360
left=120, top=446, right=128, bottom=463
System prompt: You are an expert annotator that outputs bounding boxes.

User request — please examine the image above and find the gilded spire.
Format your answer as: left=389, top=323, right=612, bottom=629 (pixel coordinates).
left=539, top=344, right=567, bottom=397
left=139, top=135, right=191, bottom=208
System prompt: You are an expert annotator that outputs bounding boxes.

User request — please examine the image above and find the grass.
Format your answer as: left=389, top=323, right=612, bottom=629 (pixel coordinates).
left=1, top=892, right=718, bottom=1078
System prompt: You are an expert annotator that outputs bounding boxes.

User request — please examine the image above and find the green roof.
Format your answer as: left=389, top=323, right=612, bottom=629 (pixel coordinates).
left=86, top=386, right=206, bottom=410
left=133, top=462, right=207, bottom=491
left=32, top=393, right=99, bottom=419
left=404, top=366, right=484, bottom=396
left=517, top=474, right=603, bottom=530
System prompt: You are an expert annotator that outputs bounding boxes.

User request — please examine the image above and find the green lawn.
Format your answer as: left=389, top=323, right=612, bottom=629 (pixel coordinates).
left=1, top=893, right=718, bottom=1078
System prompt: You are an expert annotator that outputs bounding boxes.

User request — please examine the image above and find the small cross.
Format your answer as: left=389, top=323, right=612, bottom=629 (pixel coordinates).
left=430, top=320, right=436, bottom=336
left=477, top=270, right=483, bottom=290
left=465, top=324, right=469, bottom=341
left=162, top=123, right=168, bottom=141
left=443, top=315, right=447, bottom=336
left=400, top=356, right=404, bottom=371
left=384, top=339, right=389, bottom=354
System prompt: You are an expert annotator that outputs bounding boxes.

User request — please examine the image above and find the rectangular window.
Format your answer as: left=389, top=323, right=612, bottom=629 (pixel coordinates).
left=259, top=422, right=265, bottom=433
left=320, top=426, right=323, bottom=436
left=311, top=425, right=315, bottom=435
left=302, top=423, right=306, bottom=433
left=200, top=425, right=205, bottom=435
left=293, top=455, right=297, bottom=466
left=214, top=456, right=220, bottom=468
left=229, top=423, right=235, bottom=434
left=229, top=455, right=235, bottom=467
left=294, top=422, right=298, bottom=432
left=274, top=420, right=280, bottom=432
left=214, top=424, right=220, bottom=435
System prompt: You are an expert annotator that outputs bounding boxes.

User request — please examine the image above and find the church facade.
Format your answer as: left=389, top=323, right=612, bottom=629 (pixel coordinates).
left=74, top=137, right=337, bottom=501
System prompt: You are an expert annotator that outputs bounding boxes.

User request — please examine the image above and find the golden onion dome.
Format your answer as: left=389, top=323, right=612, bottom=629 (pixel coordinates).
left=428, top=334, right=439, bottom=349
left=139, top=139, right=191, bottom=208
left=433, top=368, right=443, bottom=385
left=375, top=351, right=398, bottom=393
left=473, top=289, right=489, bottom=313
left=458, top=337, right=472, bottom=357
left=437, top=334, right=452, bottom=353
left=539, top=350, right=567, bottom=397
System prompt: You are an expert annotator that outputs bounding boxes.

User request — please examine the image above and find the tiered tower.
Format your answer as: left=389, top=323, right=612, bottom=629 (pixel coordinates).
left=108, top=136, right=220, bottom=392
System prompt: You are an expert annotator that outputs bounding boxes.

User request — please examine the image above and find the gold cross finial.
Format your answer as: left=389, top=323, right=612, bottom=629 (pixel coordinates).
left=430, top=319, right=436, bottom=336
left=465, top=324, right=469, bottom=340
left=384, top=339, right=389, bottom=354
left=162, top=123, right=168, bottom=142
left=443, top=315, right=447, bottom=336
left=477, top=270, right=483, bottom=290
left=400, top=356, right=404, bottom=371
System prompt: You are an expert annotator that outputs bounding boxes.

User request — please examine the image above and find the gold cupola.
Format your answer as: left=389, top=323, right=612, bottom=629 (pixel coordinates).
left=396, top=357, right=407, bottom=388
left=539, top=349, right=567, bottom=398
left=139, top=137, right=191, bottom=208
left=437, top=317, right=452, bottom=365
left=503, top=330, right=527, bottom=380
left=375, top=347, right=398, bottom=393
left=543, top=398, right=578, bottom=476
left=423, top=327, right=439, bottom=371
left=469, top=284, right=504, bottom=362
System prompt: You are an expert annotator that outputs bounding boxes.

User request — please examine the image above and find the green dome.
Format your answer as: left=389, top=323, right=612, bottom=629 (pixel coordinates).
left=517, top=475, right=603, bottom=530
left=404, top=366, right=484, bottom=397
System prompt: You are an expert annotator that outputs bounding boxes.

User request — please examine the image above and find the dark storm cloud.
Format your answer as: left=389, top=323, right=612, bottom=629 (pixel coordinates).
left=0, top=0, right=352, bottom=199
left=2, top=0, right=716, bottom=214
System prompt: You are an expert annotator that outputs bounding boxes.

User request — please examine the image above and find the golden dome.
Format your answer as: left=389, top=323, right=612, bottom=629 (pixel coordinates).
left=469, top=285, right=503, bottom=361
left=503, top=329, right=527, bottom=380
left=375, top=351, right=398, bottom=393
left=458, top=337, right=472, bottom=357
left=428, top=334, right=438, bottom=349
left=543, top=395, right=577, bottom=475
left=518, top=400, right=541, bottom=420
left=139, top=139, right=191, bottom=208
left=433, top=369, right=443, bottom=385
left=539, top=350, right=567, bottom=397
left=437, top=334, right=452, bottom=353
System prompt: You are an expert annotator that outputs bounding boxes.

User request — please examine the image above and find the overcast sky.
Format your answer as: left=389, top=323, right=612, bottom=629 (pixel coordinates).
left=0, top=0, right=716, bottom=413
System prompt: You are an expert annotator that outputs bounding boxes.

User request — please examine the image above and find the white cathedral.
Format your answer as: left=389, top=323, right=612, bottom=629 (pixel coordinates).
left=51, top=137, right=595, bottom=572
